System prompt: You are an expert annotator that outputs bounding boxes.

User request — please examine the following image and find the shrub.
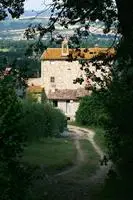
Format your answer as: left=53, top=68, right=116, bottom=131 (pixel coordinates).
left=0, top=76, right=28, bottom=200
left=19, top=101, right=66, bottom=141
left=76, top=92, right=109, bottom=127
left=103, top=79, right=133, bottom=173
left=26, top=92, right=39, bottom=103
left=0, top=76, right=25, bottom=162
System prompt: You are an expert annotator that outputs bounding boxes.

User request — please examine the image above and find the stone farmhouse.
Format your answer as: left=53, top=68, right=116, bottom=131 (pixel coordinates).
left=28, top=39, right=114, bottom=120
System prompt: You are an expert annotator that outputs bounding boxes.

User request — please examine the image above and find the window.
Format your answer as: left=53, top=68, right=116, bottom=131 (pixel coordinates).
left=66, top=100, right=70, bottom=113
left=50, top=76, right=55, bottom=83
left=53, top=100, right=58, bottom=107
left=67, top=117, right=70, bottom=121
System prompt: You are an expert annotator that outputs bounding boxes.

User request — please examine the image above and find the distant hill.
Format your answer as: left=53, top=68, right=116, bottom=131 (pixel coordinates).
left=22, top=9, right=52, bottom=18
left=0, top=9, right=120, bottom=42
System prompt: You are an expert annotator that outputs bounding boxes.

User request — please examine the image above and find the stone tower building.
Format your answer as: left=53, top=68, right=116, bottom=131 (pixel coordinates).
left=40, top=40, right=114, bottom=120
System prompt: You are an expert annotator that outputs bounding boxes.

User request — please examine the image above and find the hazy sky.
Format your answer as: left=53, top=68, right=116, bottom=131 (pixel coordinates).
left=24, top=0, right=51, bottom=11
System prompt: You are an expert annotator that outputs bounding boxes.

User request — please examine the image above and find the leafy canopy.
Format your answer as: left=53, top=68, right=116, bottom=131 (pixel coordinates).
left=0, top=0, right=25, bottom=20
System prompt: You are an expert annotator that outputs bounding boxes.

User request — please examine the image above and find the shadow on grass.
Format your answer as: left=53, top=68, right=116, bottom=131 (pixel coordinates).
left=21, top=134, right=103, bottom=200
left=22, top=137, right=77, bottom=175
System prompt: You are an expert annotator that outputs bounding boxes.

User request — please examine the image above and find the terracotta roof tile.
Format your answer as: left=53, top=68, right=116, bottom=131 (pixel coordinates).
left=76, top=88, right=90, bottom=98
left=48, top=88, right=90, bottom=100
left=27, top=86, right=43, bottom=93
left=41, top=47, right=115, bottom=60
left=48, top=89, right=77, bottom=100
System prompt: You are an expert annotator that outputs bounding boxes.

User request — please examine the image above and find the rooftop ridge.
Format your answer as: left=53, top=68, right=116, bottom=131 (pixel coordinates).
left=41, top=47, right=115, bottom=61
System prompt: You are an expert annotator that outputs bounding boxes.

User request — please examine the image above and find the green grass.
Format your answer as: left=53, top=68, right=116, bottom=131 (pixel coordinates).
left=59, top=139, right=100, bottom=182
left=21, top=134, right=103, bottom=199
left=22, top=135, right=100, bottom=178
left=81, top=139, right=100, bottom=164
left=0, top=48, right=9, bottom=52
left=93, top=127, right=107, bottom=152
left=22, top=138, right=76, bottom=174
left=72, top=139, right=100, bottom=180
left=24, top=138, right=100, bottom=200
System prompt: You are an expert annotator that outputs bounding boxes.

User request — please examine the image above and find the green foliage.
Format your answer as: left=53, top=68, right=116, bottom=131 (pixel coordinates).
left=0, top=40, right=41, bottom=78
left=0, top=161, right=33, bottom=200
left=0, top=76, right=30, bottom=200
left=0, top=76, right=25, bottom=161
left=103, top=79, right=133, bottom=172
left=0, top=0, right=24, bottom=21
left=93, top=127, right=106, bottom=152
left=19, top=101, right=66, bottom=141
left=41, top=88, right=47, bottom=103
left=26, top=92, right=39, bottom=103
left=76, top=92, right=109, bottom=127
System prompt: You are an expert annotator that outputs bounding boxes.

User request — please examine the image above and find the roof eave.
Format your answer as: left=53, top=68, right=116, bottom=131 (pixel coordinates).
left=41, top=58, right=91, bottom=61
left=48, top=97, right=78, bottom=100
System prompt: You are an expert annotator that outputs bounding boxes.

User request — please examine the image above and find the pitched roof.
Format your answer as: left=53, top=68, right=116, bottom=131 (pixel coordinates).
left=48, top=88, right=90, bottom=100
left=41, top=47, right=115, bottom=60
left=27, top=78, right=41, bottom=87
left=48, top=89, right=77, bottom=100
left=76, top=88, right=91, bottom=98
left=27, top=86, right=43, bottom=93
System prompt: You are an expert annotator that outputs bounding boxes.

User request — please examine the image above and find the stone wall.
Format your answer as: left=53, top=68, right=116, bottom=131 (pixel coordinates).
left=41, top=60, right=86, bottom=94
left=28, top=78, right=41, bottom=86
left=58, top=100, right=79, bottom=120
left=41, top=60, right=109, bottom=94
left=41, top=59, right=110, bottom=120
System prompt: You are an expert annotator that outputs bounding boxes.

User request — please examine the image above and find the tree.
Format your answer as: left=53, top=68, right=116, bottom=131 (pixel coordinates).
left=0, top=0, right=24, bottom=21
left=0, top=76, right=25, bottom=160
left=76, top=92, right=109, bottom=126
left=0, top=3, right=31, bottom=199
left=47, top=0, right=132, bottom=38
left=0, top=75, right=29, bottom=200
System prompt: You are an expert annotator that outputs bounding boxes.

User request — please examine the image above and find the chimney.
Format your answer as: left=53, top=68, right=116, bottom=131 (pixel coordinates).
left=61, top=37, right=69, bottom=57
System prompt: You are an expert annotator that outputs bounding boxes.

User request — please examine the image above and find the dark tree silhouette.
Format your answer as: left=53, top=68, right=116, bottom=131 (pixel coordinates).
left=0, top=0, right=25, bottom=20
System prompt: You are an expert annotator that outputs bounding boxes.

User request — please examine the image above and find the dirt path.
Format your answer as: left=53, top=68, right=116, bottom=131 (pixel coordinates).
left=68, top=125, right=104, bottom=157
left=55, top=131, right=85, bottom=177
left=56, top=125, right=112, bottom=185
left=70, top=125, right=113, bottom=185
left=31, top=125, right=112, bottom=200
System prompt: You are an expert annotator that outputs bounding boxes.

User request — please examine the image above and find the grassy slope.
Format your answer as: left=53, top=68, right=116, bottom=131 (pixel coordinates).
left=22, top=137, right=100, bottom=200
left=60, top=139, right=100, bottom=182
left=22, top=136, right=100, bottom=176
left=0, top=48, right=9, bottom=52
left=67, top=124, right=126, bottom=200
left=93, top=127, right=107, bottom=152
left=22, top=138, right=76, bottom=174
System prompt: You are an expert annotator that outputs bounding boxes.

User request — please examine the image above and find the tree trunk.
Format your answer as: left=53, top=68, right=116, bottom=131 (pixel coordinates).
left=115, top=0, right=133, bottom=39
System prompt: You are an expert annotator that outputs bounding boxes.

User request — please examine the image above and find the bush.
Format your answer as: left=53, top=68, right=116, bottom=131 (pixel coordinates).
left=103, top=80, right=133, bottom=172
left=0, top=76, right=26, bottom=161
left=76, top=92, right=109, bottom=127
left=19, top=101, right=66, bottom=141
left=0, top=76, right=29, bottom=200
